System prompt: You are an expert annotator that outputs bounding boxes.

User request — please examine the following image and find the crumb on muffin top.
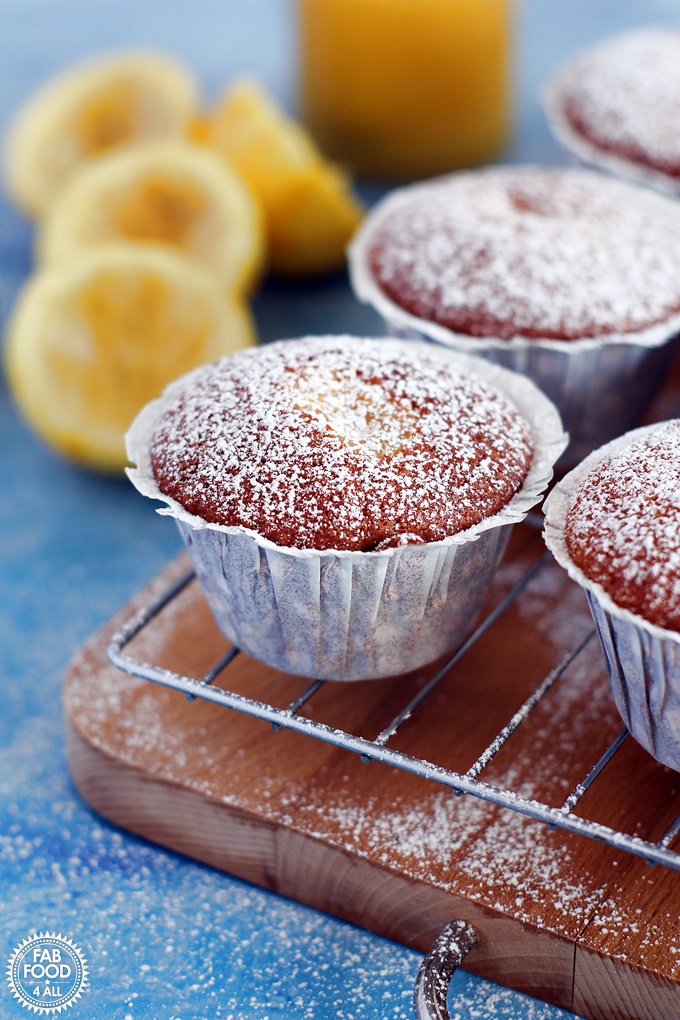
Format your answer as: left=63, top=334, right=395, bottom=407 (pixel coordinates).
left=551, top=28, right=680, bottom=181
left=565, top=420, right=680, bottom=632
left=150, top=336, right=534, bottom=551
left=367, top=165, right=680, bottom=341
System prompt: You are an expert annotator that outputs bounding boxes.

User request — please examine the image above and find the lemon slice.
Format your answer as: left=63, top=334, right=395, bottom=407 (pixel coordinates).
left=5, top=244, right=256, bottom=471
left=207, top=79, right=364, bottom=277
left=38, top=140, right=264, bottom=295
left=4, top=50, right=199, bottom=218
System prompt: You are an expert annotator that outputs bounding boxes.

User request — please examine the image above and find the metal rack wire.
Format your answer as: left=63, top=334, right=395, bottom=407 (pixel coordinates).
left=107, top=548, right=680, bottom=872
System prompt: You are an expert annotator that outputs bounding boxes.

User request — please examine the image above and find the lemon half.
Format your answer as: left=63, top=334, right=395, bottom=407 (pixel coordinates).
left=5, top=244, right=255, bottom=471
left=38, top=140, right=264, bottom=294
left=4, top=50, right=199, bottom=218
left=207, top=79, right=364, bottom=277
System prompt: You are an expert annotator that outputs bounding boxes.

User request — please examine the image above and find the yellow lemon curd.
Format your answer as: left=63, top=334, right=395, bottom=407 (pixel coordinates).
left=298, top=0, right=511, bottom=180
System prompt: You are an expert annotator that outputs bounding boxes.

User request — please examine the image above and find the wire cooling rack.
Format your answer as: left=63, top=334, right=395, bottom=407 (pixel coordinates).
left=107, top=541, right=680, bottom=873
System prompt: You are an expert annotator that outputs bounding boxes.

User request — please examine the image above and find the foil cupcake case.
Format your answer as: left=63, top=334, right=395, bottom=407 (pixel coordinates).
left=126, top=339, right=567, bottom=681
left=544, top=423, right=680, bottom=771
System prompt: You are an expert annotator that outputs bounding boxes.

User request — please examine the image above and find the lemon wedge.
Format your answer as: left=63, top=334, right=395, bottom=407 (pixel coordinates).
left=37, top=140, right=264, bottom=295
left=4, top=50, right=199, bottom=218
left=5, top=244, right=256, bottom=471
left=206, top=79, right=364, bottom=277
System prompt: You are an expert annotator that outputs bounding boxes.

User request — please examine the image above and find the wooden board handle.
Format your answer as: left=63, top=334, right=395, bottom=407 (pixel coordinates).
left=414, top=920, right=479, bottom=1020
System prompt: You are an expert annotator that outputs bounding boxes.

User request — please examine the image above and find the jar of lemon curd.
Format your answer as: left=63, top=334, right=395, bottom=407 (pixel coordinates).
left=298, top=0, right=512, bottom=181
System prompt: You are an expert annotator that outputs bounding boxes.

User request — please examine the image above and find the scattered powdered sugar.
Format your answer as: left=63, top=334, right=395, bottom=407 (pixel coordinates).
left=367, top=166, right=680, bottom=340
left=449, top=812, right=608, bottom=931
left=589, top=888, right=680, bottom=975
left=445, top=983, right=581, bottom=1020
left=288, top=782, right=607, bottom=936
left=566, top=420, right=680, bottom=630
left=150, top=337, right=533, bottom=551
left=554, top=28, right=680, bottom=180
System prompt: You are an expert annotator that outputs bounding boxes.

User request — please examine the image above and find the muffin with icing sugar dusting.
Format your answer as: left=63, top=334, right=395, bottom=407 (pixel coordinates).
left=127, top=335, right=566, bottom=680
left=349, top=165, right=680, bottom=466
left=360, top=165, right=680, bottom=341
left=149, top=336, right=534, bottom=552
left=543, top=27, right=680, bottom=194
left=565, top=421, right=680, bottom=632
left=544, top=420, right=680, bottom=770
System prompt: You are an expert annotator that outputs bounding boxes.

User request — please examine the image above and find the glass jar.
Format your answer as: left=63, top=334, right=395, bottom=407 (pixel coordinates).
left=298, top=0, right=512, bottom=181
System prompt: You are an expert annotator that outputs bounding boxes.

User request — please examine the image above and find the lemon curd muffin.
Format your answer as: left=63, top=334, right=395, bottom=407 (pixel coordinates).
left=128, top=336, right=566, bottom=680
left=150, top=339, right=533, bottom=551
left=543, top=28, right=680, bottom=195
left=544, top=421, right=680, bottom=770
left=349, top=165, right=680, bottom=466
left=565, top=423, right=680, bottom=631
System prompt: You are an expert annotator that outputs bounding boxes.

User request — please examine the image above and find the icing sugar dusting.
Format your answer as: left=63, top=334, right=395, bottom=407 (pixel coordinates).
left=556, top=28, right=680, bottom=179
left=150, top=337, right=533, bottom=551
left=566, top=420, right=680, bottom=631
left=368, top=166, right=680, bottom=340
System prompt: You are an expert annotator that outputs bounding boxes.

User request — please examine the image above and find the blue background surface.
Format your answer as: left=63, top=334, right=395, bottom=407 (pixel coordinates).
left=2, top=2, right=679, bottom=1017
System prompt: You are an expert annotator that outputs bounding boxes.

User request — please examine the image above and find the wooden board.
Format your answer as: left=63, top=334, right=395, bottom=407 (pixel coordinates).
left=64, top=523, right=680, bottom=1020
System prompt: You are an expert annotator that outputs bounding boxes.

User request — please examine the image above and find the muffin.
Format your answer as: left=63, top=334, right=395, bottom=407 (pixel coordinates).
left=544, top=420, right=680, bottom=770
left=543, top=27, right=680, bottom=195
left=127, top=336, right=566, bottom=680
left=348, top=165, right=680, bottom=467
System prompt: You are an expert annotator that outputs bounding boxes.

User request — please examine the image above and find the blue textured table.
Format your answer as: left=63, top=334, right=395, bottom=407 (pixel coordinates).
left=2, top=3, right=678, bottom=1018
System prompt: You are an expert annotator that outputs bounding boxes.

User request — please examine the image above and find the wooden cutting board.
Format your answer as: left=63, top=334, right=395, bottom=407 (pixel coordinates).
left=64, top=518, right=680, bottom=1020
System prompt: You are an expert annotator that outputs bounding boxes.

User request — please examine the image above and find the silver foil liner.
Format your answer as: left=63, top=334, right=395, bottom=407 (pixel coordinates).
left=175, top=517, right=510, bottom=681
left=348, top=187, right=680, bottom=470
left=542, top=65, right=680, bottom=198
left=544, top=423, right=680, bottom=771
left=126, top=337, right=567, bottom=682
